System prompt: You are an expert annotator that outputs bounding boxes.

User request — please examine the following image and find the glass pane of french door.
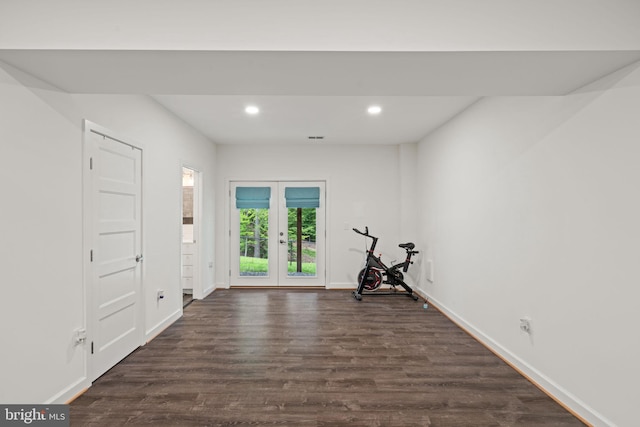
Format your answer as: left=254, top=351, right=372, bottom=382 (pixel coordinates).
left=278, top=182, right=325, bottom=286
left=230, top=182, right=277, bottom=286
left=285, top=207, right=317, bottom=277
left=230, top=181, right=325, bottom=287
left=238, top=207, right=269, bottom=276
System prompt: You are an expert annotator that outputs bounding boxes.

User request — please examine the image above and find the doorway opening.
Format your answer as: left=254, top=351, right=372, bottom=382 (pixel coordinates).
left=181, top=167, right=200, bottom=307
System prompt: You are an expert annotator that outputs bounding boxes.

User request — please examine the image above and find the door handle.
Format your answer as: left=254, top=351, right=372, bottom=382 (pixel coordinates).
left=135, top=254, right=144, bottom=263
left=279, top=240, right=287, bottom=244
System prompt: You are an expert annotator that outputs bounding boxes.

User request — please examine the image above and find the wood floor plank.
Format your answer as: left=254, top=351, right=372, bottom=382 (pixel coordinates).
left=71, top=289, right=585, bottom=426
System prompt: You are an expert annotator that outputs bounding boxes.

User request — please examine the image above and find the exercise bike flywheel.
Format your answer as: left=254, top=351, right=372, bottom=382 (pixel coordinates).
left=357, top=267, right=383, bottom=291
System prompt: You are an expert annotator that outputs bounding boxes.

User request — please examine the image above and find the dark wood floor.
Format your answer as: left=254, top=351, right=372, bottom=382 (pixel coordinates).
left=71, top=289, right=585, bottom=426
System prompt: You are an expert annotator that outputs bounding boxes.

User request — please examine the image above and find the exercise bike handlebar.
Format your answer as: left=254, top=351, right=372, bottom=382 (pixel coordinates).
left=352, top=226, right=372, bottom=237
left=355, top=227, right=417, bottom=249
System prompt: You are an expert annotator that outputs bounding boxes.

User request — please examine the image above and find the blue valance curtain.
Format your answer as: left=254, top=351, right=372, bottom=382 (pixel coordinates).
left=235, top=187, right=271, bottom=209
left=284, top=187, right=320, bottom=208
left=236, top=186, right=319, bottom=208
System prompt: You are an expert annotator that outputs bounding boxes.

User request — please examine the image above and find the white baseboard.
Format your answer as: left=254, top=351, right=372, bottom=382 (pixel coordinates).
left=417, top=287, right=611, bottom=427
left=201, top=285, right=215, bottom=299
left=47, top=376, right=90, bottom=404
left=326, top=282, right=356, bottom=290
left=145, top=308, right=182, bottom=343
left=218, top=283, right=355, bottom=290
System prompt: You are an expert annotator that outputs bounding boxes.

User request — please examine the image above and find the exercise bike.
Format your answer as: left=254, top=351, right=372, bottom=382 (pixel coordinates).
left=352, top=226, right=420, bottom=301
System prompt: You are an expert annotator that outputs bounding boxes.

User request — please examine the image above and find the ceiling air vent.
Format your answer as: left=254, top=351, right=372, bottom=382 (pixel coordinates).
left=308, top=136, right=325, bottom=140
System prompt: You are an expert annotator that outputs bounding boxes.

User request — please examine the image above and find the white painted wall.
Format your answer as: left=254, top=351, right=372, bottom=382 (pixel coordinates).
left=398, top=143, right=418, bottom=242
left=215, top=144, right=406, bottom=288
left=416, top=62, right=640, bottom=426
left=1, top=0, right=639, bottom=51
left=0, top=63, right=85, bottom=404
left=0, top=62, right=216, bottom=403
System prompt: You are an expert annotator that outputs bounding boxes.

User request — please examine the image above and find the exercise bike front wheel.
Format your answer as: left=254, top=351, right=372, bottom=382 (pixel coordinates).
left=357, top=268, right=383, bottom=291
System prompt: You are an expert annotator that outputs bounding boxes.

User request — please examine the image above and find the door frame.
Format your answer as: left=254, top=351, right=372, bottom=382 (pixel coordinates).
left=82, top=120, right=146, bottom=383
left=180, top=164, right=202, bottom=299
left=225, top=179, right=327, bottom=288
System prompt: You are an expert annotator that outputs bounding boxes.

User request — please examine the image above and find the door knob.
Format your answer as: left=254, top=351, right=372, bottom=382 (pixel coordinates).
left=135, top=254, right=144, bottom=262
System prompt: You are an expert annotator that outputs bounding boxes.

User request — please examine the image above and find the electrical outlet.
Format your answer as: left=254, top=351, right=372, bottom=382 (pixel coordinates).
left=520, top=317, right=532, bottom=334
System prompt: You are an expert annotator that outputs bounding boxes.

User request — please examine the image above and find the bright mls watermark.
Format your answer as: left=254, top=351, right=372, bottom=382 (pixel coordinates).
left=1, top=405, right=69, bottom=426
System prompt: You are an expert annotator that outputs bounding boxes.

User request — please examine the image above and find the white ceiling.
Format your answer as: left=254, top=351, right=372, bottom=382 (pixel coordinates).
left=1, top=49, right=639, bottom=144
left=153, top=95, right=479, bottom=145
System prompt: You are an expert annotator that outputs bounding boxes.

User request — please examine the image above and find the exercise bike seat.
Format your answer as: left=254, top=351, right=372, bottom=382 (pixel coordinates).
left=398, top=242, right=415, bottom=250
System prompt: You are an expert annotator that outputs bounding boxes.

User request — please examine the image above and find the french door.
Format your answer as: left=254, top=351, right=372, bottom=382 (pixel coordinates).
left=230, top=181, right=325, bottom=287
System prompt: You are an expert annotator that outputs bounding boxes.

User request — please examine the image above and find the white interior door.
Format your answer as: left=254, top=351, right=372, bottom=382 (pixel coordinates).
left=230, top=181, right=325, bottom=287
left=86, top=127, right=143, bottom=381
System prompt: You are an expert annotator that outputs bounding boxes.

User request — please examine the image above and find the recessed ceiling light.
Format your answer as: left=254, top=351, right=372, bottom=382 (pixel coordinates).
left=245, top=105, right=260, bottom=115
left=367, top=105, right=382, bottom=115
